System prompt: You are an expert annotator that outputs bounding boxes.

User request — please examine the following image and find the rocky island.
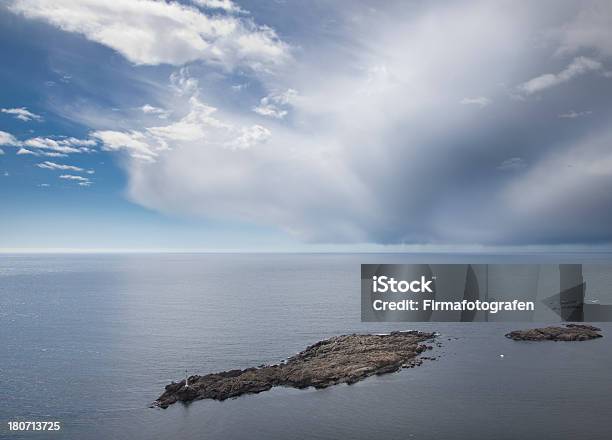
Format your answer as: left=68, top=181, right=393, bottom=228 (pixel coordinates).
left=505, top=324, right=603, bottom=341
left=155, top=330, right=436, bottom=408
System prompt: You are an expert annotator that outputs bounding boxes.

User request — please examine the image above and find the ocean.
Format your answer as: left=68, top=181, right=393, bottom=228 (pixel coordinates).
left=1, top=253, right=611, bottom=439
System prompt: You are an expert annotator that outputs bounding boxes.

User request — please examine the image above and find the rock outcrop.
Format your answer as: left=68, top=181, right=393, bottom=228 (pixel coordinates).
left=155, top=331, right=436, bottom=408
left=505, top=324, right=602, bottom=341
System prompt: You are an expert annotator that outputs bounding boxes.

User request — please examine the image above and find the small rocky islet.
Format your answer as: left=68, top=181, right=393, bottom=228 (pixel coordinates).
left=505, top=324, right=603, bottom=341
left=155, top=331, right=436, bottom=408
left=155, top=324, right=604, bottom=408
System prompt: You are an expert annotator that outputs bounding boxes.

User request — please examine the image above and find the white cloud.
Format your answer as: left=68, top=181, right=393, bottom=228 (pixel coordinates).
left=0, top=148, right=4, bottom=155
left=91, top=130, right=159, bottom=160
left=460, top=96, right=491, bottom=107
left=146, top=97, right=223, bottom=142
left=38, top=161, right=80, bottom=171
left=36, top=161, right=92, bottom=173
left=59, top=174, right=92, bottom=186
left=94, top=95, right=271, bottom=161
left=559, top=110, right=592, bottom=118
left=17, top=148, right=40, bottom=156
left=0, top=130, right=19, bottom=146
left=142, top=105, right=163, bottom=113
left=229, top=125, right=271, bottom=150
left=2, top=132, right=95, bottom=156
left=231, top=83, right=249, bottom=91
left=8, top=0, right=289, bottom=69
left=22, top=136, right=95, bottom=154
left=24, top=138, right=80, bottom=153
left=141, top=104, right=169, bottom=118
left=517, top=56, right=602, bottom=95
left=38, top=151, right=69, bottom=158
left=497, top=157, right=526, bottom=171
left=253, top=89, right=298, bottom=119
left=59, top=174, right=87, bottom=181
left=64, top=137, right=96, bottom=147
left=1, top=107, right=42, bottom=121
left=17, top=148, right=38, bottom=155
left=170, top=68, right=200, bottom=95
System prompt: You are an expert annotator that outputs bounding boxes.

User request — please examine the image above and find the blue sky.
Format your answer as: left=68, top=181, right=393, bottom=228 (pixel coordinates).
left=1, top=0, right=612, bottom=251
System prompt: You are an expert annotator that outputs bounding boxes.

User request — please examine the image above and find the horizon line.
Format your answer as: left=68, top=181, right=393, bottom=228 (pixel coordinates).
left=3, top=247, right=612, bottom=255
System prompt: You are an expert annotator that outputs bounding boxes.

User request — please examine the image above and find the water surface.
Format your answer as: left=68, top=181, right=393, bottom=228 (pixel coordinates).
left=1, top=253, right=611, bottom=439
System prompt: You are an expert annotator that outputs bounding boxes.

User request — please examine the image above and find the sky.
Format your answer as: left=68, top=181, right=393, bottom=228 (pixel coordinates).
left=1, top=0, right=612, bottom=252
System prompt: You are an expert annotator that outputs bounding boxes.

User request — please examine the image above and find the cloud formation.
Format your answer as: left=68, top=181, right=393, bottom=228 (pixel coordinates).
left=141, top=104, right=169, bottom=119
left=460, top=97, right=491, bottom=107
left=8, top=0, right=289, bottom=69
left=0, top=130, right=19, bottom=145
left=253, top=89, right=298, bottom=118
left=36, top=161, right=93, bottom=174
left=559, top=110, right=592, bottom=119
left=0, top=131, right=96, bottom=157
left=16, top=148, right=37, bottom=156
left=1, top=107, right=42, bottom=121
left=23, top=137, right=96, bottom=154
left=517, top=56, right=602, bottom=95
left=497, top=157, right=526, bottom=171
left=59, top=174, right=92, bottom=186
left=6, top=0, right=612, bottom=246
left=93, top=95, right=273, bottom=161
left=115, top=1, right=612, bottom=245
left=92, top=130, right=159, bottom=161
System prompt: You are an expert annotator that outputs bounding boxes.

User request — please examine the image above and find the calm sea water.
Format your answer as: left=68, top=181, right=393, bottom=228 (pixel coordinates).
left=1, top=253, right=611, bottom=440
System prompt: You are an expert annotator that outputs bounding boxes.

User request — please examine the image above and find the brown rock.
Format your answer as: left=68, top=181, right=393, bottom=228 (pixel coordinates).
left=505, top=324, right=602, bottom=341
left=154, top=331, right=436, bottom=408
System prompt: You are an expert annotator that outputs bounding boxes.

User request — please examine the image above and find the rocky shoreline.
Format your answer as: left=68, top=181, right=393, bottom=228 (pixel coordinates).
left=505, top=324, right=603, bottom=341
left=154, top=331, right=436, bottom=408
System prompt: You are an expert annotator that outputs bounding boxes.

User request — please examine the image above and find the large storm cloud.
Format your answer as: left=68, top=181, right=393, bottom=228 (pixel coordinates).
left=14, top=0, right=612, bottom=245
